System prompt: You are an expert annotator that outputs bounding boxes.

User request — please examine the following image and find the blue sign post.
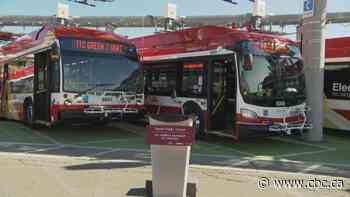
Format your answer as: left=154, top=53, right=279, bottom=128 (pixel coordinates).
left=303, top=0, right=315, bottom=18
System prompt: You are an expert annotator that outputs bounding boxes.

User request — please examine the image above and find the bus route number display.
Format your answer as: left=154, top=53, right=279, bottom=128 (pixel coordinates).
left=147, top=125, right=194, bottom=146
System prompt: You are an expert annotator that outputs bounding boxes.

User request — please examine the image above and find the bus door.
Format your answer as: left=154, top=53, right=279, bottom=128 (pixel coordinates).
left=208, top=55, right=237, bottom=134
left=0, top=64, right=9, bottom=115
left=33, top=50, right=51, bottom=124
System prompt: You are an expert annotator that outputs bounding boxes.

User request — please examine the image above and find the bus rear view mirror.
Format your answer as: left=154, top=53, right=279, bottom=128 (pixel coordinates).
left=243, top=54, right=253, bottom=71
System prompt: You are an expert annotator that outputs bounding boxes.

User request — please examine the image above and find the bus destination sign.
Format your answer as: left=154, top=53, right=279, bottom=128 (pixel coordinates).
left=74, top=39, right=122, bottom=53
left=60, top=38, right=128, bottom=54
left=251, top=41, right=289, bottom=54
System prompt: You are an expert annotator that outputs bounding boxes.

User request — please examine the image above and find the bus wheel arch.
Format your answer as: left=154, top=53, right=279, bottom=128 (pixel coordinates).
left=23, top=97, right=34, bottom=126
left=182, top=101, right=205, bottom=139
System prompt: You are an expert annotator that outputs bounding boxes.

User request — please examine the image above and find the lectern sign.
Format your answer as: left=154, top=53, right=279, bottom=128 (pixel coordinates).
left=147, top=125, right=194, bottom=146
left=147, top=115, right=195, bottom=197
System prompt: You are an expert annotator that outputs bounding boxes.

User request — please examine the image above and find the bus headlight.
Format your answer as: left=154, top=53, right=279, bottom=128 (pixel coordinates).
left=240, top=108, right=258, bottom=119
left=64, top=99, right=72, bottom=105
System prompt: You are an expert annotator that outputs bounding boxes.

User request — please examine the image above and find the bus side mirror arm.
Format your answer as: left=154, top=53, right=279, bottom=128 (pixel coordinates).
left=171, top=89, right=177, bottom=99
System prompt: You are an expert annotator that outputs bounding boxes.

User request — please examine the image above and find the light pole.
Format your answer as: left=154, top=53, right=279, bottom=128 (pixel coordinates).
left=302, top=0, right=327, bottom=142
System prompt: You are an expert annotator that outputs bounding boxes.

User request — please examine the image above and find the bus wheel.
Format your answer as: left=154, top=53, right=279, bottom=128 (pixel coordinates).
left=183, top=103, right=205, bottom=139
left=23, top=100, right=33, bottom=126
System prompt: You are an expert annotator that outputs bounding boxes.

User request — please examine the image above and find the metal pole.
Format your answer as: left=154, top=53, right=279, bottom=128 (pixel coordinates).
left=302, top=0, right=327, bottom=142
left=296, top=25, right=302, bottom=41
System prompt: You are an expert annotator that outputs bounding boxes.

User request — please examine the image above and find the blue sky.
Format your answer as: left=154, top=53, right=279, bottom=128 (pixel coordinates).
left=0, top=0, right=349, bottom=38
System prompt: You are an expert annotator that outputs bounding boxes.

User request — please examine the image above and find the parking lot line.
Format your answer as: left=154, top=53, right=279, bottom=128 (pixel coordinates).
left=0, top=151, right=91, bottom=161
left=0, top=151, right=148, bottom=164
left=66, top=144, right=149, bottom=153
left=230, top=159, right=252, bottom=167
left=30, top=129, right=61, bottom=145
left=274, top=149, right=336, bottom=158
left=0, top=142, right=53, bottom=146
left=76, top=138, right=140, bottom=145
left=192, top=153, right=246, bottom=159
left=87, top=149, right=120, bottom=157
left=198, top=141, right=256, bottom=157
left=269, top=136, right=335, bottom=150
left=189, top=164, right=337, bottom=178
left=301, top=164, right=322, bottom=173
left=26, top=145, right=66, bottom=154
left=279, top=158, right=350, bottom=169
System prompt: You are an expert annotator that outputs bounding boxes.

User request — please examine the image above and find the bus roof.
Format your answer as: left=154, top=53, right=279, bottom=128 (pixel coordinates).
left=326, top=37, right=350, bottom=63
left=131, top=25, right=296, bottom=60
left=0, top=25, right=131, bottom=63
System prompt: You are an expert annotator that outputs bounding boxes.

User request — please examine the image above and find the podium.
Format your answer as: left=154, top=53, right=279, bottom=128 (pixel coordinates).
left=146, top=115, right=196, bottom=197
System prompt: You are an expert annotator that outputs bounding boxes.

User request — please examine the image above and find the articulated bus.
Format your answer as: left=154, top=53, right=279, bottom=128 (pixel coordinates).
left=0, top=25, right=144, bottom=126
left=324, top=37, right=350, bottom=132
left=132, top=26, right=311, bottom=140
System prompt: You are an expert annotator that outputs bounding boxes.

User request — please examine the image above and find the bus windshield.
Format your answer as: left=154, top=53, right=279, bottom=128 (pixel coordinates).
left=239, top=40, right=306, bottom=107
left=62, top=51, right=143, bottom=94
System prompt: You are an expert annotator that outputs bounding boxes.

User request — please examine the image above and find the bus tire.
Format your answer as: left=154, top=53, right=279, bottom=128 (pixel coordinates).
left=23, top=99, right=34, bottom=126
left=183, top=102, right=205, bottom=139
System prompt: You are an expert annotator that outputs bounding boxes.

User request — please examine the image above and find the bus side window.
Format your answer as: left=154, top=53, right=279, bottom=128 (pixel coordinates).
left=7, top=56, right=35, bottom=93
left=225, top=58, right=236, bottom=99
left=212, top=61, right=225, bottom=98
left=146, top=64, right=177, bottom=96
left=10, top=77, right=33, bottom=94
left=181, top=62, right=205, bottom=98
left=35, top=52, right=48, bottom=91
left=50, top=46, right=60, bottom=92
left=211, top=58, right=236, bottom=102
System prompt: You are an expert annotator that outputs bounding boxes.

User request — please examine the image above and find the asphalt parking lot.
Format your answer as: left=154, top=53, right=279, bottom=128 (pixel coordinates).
left=0, top=120, right=350, bottom=178
left=1, top=153, right=349, bottom=197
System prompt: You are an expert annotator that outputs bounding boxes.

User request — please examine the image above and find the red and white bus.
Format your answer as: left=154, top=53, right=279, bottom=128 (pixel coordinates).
left=0, top=25, right=144, bottom=126
left=132, top=26, right=311, bottom=140
left=324, top=37, right=350, bottom=132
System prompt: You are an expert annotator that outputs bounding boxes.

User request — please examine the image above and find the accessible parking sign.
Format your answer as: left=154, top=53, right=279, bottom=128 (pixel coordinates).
left=303, top=0, right=315, bottom=18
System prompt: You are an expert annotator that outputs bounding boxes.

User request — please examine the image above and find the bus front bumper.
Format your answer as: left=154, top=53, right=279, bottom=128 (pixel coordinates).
left=268, top=122, right=313, bottom=134
left=60, top=108, right=144, bottom=121
left=238, top=122, right=313, bottom=136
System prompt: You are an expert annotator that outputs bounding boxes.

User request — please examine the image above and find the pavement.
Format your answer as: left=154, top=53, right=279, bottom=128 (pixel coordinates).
left=1, top=120, right=350, bottom=196
left=0, top=153, right=349, bottom=197
left=1, top=141, right=350, bottom=179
